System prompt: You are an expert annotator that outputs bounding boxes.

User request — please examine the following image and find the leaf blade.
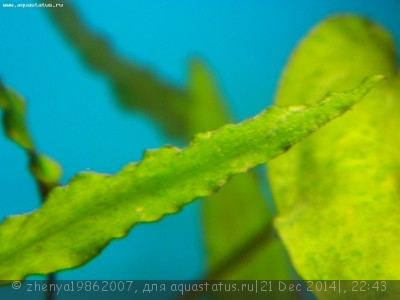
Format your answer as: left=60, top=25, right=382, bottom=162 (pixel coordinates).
left=0, top=76, right=381, bottom=281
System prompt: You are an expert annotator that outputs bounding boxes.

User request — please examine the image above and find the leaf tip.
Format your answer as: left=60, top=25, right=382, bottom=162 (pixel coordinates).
left=360, top=73, right=386, bottom=89
left=347, top=74, right=386, bottom=104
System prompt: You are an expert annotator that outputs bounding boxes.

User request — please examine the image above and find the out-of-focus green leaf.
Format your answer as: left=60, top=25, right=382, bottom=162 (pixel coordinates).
left=0, top=76, right=380, bottom=281
left=189, top=62, right=293, bottom=280
left=0, top=87, right=34, bottom=150
left=45, top=1, right=190, bottom=139
left=29, top=153, right=62, bottom=185
left=186, top=59, right=231, bottom=133
left=268, top=14, right=400, bottom=289
left=0, top=83, right=62, bottom=195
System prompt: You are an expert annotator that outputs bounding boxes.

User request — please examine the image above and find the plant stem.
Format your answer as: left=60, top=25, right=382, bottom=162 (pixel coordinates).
left=45, top=273, right=56, bottom=300
left=179, top=222, right=275, bottom=300
left=30, top=154, right=59, bottom=300
left=205, top=221, right=274, bottom=280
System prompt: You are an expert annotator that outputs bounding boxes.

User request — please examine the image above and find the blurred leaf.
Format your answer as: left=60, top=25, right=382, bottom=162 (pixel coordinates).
left=268, top=14, right=400, bottom=287
left=0, top=76, right=379, bottom=281
left=0, top=82, right=61, bottom=195
left=186, top=59, right=231, bottom=133
left=189, top=62, right=293, bottom=279
left=29, top=153, right=62, bottom=185
left=0, top=86, right=34, bottom=150
left=45, top=1, right=190, bottom=139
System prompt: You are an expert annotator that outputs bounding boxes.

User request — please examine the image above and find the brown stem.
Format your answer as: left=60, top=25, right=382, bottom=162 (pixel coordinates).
left=205, top=221, right=274, bottom=280
left=179, top=221, right=275, bottom=300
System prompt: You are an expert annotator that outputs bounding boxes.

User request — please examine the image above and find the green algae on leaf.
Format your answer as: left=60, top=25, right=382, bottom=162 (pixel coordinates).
left=0, top=75, right=381, bottom=281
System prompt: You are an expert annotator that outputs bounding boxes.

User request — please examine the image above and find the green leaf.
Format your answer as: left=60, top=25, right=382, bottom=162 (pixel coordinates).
left=0, top=76, right=380, bottom=281
left=0, top=82, right=62, bottom=194
left=0, top=86, right=34, bottom=150
left=186, top=59, right=231, bottom=133
left=29, top=154, right=62, bottom=185
left=268, top=14, right=400, bottom=286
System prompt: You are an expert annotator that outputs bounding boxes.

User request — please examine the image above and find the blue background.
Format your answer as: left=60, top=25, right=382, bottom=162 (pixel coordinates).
left=1, top=0, right=399, bottom=280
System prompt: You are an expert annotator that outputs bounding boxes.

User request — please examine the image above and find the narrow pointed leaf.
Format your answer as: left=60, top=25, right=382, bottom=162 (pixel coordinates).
left=45, top=1, right=190, bottom=139
left=0, top=76, right=381, bottom=281
left=268, top=14, right=400, bottom=289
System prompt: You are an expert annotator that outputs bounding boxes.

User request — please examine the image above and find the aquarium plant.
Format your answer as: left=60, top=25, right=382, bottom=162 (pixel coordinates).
left=1, top=1, right=400, bottom=299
